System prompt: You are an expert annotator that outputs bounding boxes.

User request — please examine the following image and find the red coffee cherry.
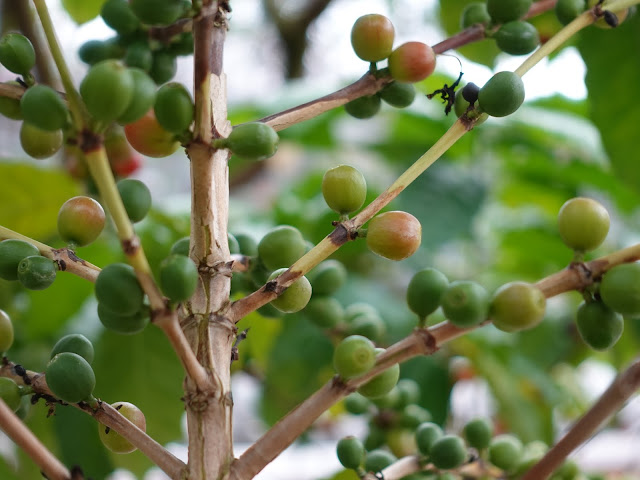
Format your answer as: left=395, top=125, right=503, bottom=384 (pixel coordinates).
left=57, top=196, right=106, bottom=247
left=366, top=211, right=422, bottom=261
left=124, top=109, right=180, bottom=158
left=388, top=42, right=436, bottom=83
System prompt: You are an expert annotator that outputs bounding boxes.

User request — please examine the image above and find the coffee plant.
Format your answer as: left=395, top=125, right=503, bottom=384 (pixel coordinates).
left=0, top=1, right=639, bottom=479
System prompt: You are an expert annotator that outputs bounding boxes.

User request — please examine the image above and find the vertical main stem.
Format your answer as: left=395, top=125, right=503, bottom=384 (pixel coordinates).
left=184, top=3, right=235, bottom=479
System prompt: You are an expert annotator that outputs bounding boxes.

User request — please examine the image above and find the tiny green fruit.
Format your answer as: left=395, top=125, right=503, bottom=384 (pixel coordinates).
left=57, top=196, right=106, bottom=247
left=99, top=402, right=146, bottom=453
left=344, top=393, right=370, bottom=415
left=221, top=123, right=279, bottom=161
left=350, top=14, right=395, bottom=62
left=366, top=211, right=422, bottom=261
left=441, top=280, right=489, bottom=327
left=20, top=85, right=68, bottom=131
left=117, top=179, right=152, bottom=223
left=17, top=256, right=56, bottom=290
left=159, top=254, right=199, bottom=303
left=101, top=0, right=140, bottom=34
left=429, top=435, right=467, bottom=470
left=344, top=95, right=381, bottom=119
left=80, top=60, right=134, bottom=122
left=130, top=0, right=185, bottom=26
left=488, top=434, right=523, bottom=472
left=415, top=422, right=443, bottom=455
left=463, top=418, right=494, bottom=450
left=170, top=237, right=190, bottom=256
left=399, top=404, right=432, bottom=429
left=51, top=334, right=94, bottom=364
left=0, top=33, right=35, bottom=76
left=124, top=42, right=153, bottom=73
left=490, top=281, right=546, bottom=332
left=358, top=348, right=400, bottom=399
left=461, top=2, right=492, bottom=28
left=576, top=300, right=623, bottom=351
left=268, top=268, right=312, bottom=313
left=346, top=312, right=386, bottom=343
left=304, top=297, right=344, bottom=329
left=336, top=436, right=365, bottom=470
left=388, top=42, right=436, bottom=83
left=556, top=0, right=587, bottom=25
left=117, top=68, right=157, bottom=124
left=307, top=260, right=347, bottom=296
left=478, top=71, right=525, bottom=117
left=154, top=82, right=194, bottom=133
left=258, top=225, right=306, bottom=270
left=0, top=309, right=14, bottom=353
left=557, top=197, right=610, bottom=252
left=97, top=303, right=149, bottom=335
left=495, top=21, right=540, bottom=55
left=0, top=239, right=40, bottom=281
left=322, top=165, right=367, bottom=215
left=20, top=122, right=63, bottom=159
left=599, top=263, right=640, bottom=317
left=333, top=335, right=376, bottom=379
left=364, top=449, right=396, bottom=473
left=149, top=51, right=177, bottom=84
left=406, top=268, right=449, bottom=318
left=0, top=377, right=21, bottom=412
left=95, top=263, right=145, bottom=316
left=379, top=81, right=416, bottom=108
left=487, top=0, right=533, bottom=23
left=46, top=352, right=96, bottom=403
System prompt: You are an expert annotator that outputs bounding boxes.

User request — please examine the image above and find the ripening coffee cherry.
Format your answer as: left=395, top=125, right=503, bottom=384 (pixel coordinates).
left=308, top=260, right=347, bottom=296
left=379, top=81, right=416, bottom=108
left=557, top=197, right=610, bottom=252
left=333, top=335, right=376, bottom=379
left=101, top=0, right=140, bottom=34
left=366, top=211, right=422, bottom=261
left=124, top=109, right=180, bottom=157
left=478, top=71, right=525, bottom=117
left=344, top=95, right=381, bottom=119
left=50, top=334, right=94, bottom=364
left=576, top=300, right=623, bottom=351
left=99, top=402, right=146, bottom=453
left=304, top=297, right=345, bottom=328
left=336, top=436, right=365, bottom=470
left=364, top=449, right=396, bottom=473
left=20, top=122, right=63, bottom=159
left=461, top=2, right=492, bottom=28
left=556, top=0, right=587, bottom=25
left=429, top=435, right=467, bottom=470
left=0, top=33, right=35, bottom=76
left=0, top=377, right=21, bottom=412
left=488, top=434, right=523, bottom=472
left=440, top=281, right=489, bottom=327
left=463, top=418, right=493, bottom=450
left=406, top=268, right=449, bottom=318
left=487, top=0, right=533, bottom=23
left=490, top=281, right=546, bottom=332
left=17, top=256, right=56, bottom=290
left=0, top=309, right=14, bottom=353
left=322, top=165, right=367, bottom=215
left=96, top=263, right=144, bottom=316
left=0, top=239, right=40, bottom=281
left=117, top=179, right=152, bottom=223
left=217, top=123, right=279, bottom=161
left=268, top=268, right=312, bottom=313
left=97, top=303, right=149, bottom=335
left=159, top=254, right=199, bottom=303
left=149, top=51, right=177, bottom=85
left=599, top=263, right=640, bottom=317
left=57, top=196, right=106, bottom=247
left=104, top=129, right=143, bottom=176
left=20, top=85, right=68, bottom=131
left=154, top=82, right=194, bottom=134
left=350, top=14, right=395, bottom=62
left=388, top=42, right=436, bottom=83
left=258, top=225, right=306, bottom=270
left=130, top=0, right=185, bottom=26
left=80, top=60, right=134, bottom=122
left=415, top=422, right=443, bottom=455
left=46, top=352, right=96, bottom=403
left=117, top=68, right=156, bottom=125
left=358, top=348, right=400, bottom=399
left=495, top=21, right=540, bottom=55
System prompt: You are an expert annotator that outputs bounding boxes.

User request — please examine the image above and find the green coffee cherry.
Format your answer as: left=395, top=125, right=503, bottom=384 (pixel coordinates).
left=350, top=14, right=395, bottom=62
left=400, top=404, right=432, bottom=429
left=308, top=260, right=348, bottom=296
left=51, top=334, right=94, bottom=364
left=258, top=225, right=306, bottom=270
left=149, top=51, right=177, bottom=84
left=97, top=303, right=149, bottom=335
left=322, top=165, right=367, bottom=215
left=487, top=0, right=533, bottom=23
left=154, top=82, right=194, bottom=133
left=333, top=335, right=376, bottom=379
left=345, top=302, right=378, bottom=322
left=441, top=280, right=489, bottom=327
left=556, top=0, right=587, bottom=25
left=235, top=233, right=258, bottom=257
left=488, top=434, right=523, bottom=472
left=170, top=237, right=190, bottom=256
left=557, top=197, right=610, bottom=252
left=304, top=297, right=344, bottom=329
left=268, top=268, right=312, bottom=313
left=0, top=377, right=21, bottom=412
left=95, top=263, right=144, bottom=316
left=20, top=122, right=63, bottom=159
left=99, top=402, right=146, bottom=453
left=415, top=422, right=443, bottom=455
left=0, top=33, right=35, bottom=76
left=78, top=39, right=121, bottom=66
left=159, top=254, right=199, bottom=303
left=336, top=436, right=365, bottom=470
left=80, top=60, right=134, bottom=122
left=57, top=196, right=106, bottom=247
left=599, top=263, right=640, bottom=317
left=578, top=300, right=625, bottom=350
left=461, top=2, right=492, bottom=28
left=407, top=268, right=449, bottom=318
left=346, top=312, right=386, bottom=343
left=478, top=71, right=525, bottom=117
left=0, top=309, right=14, bottom=353
left=124, top=42, right=153, bottom=71
left=130, top=0, right=185, bottom=26
left=379, top=81, right=416, bottom=108
left=0, top=82, right=23, bottom=120
left=344, top=393, right=370, bottom=415
left=46, top=352, right=96, bottom=403
left=364, top=449, right=396, bottom=473
left=167, top=32, right=194, bottom=56
left=117, top=179, right=152, bottom=223
left=358, top=349, right=400, bottom=399
left=463, top=418, right=493, bottom=450
left=219, top=123, right=279, bottom=161
left=101, top=0, right=140, bottom=34
left=17, top=256, right=56, bottom=290
left=495, top=21, right=540, bottom=55
left=0, top=239, right=40, bottom=281
left=395, top=378, right=420, bottom=408
left=429, top=435, right=467, bottom=470
left=118, top=68, right=157, bottom=124
left=344, top=95, right=381, bottom=119
left=20, top=85, right=68, bottom=131
left=490, top=281, right=546, bottom=332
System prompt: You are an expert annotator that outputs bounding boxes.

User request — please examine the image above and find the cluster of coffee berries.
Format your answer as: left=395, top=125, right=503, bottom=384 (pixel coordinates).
left=46, top=333, right=96, bottom=404
left=0, top=239, right=57, bottom=290
left=80, top=0, right=194, bottom=85
left=344, top=13, right=436, bottom=119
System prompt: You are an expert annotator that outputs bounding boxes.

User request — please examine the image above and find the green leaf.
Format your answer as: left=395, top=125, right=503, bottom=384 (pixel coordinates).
left=61, top=0, right=106, bottom=24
